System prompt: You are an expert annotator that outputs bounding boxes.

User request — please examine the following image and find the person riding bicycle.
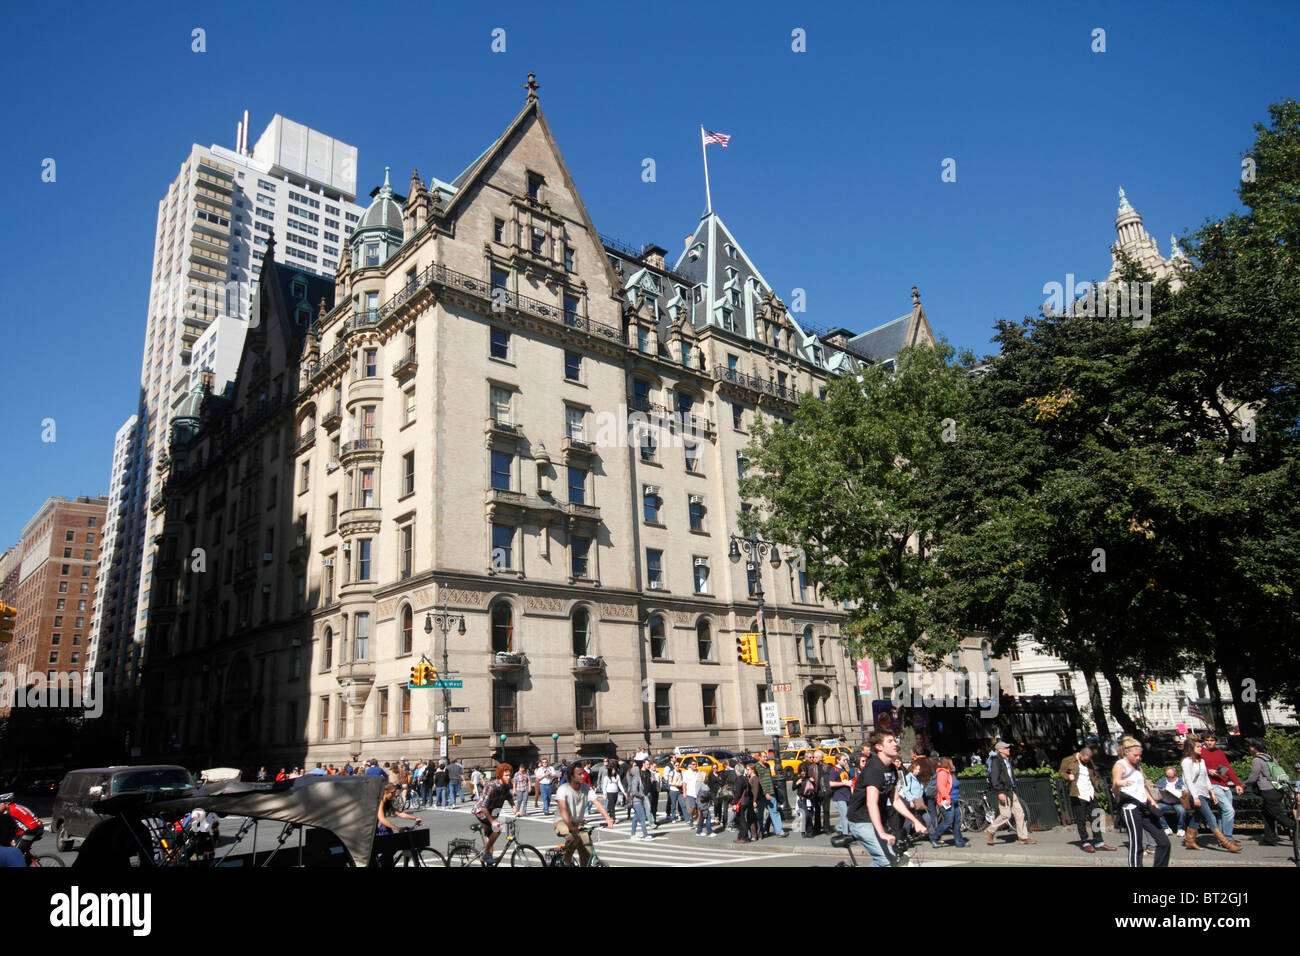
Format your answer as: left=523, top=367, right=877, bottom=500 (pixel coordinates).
left=0, top=793, right=43, bottom=862
left=554, top=762, right=615, bottom=866
left=473, top=763, right=518, bottom=864
left=374, top=782, right=420, bottom=868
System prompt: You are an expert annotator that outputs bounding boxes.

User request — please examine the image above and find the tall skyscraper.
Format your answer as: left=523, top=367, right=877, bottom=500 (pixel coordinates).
left=93, top=114, right=363, bottom=716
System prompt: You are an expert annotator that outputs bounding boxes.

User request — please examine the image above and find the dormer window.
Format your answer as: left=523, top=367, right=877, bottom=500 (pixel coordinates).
left=527, top=171, right=544, bottom=200
left=725, top=267, right=738, bottom=283
left=290, top=279, right=306, bottom=300
left=724, top=243, right=737, bottom=259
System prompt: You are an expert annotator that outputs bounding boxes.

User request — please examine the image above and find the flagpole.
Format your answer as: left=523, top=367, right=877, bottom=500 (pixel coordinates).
left=700, top=125, right=712, bottom=214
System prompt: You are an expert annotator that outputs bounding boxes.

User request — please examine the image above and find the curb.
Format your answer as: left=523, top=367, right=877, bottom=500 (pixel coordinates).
left=726, top=835, right=1293, bottom=867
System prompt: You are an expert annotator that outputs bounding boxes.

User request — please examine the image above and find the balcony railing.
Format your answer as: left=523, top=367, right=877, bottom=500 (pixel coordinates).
left=294, top=429, right=316, bottom=454
left=392, top=348, right=417, bottom=377
left=340, top=438, right=382, bottom=457
left=712, top=365, right=801, bottom=404
left=321, top=404, right=342, bottom=429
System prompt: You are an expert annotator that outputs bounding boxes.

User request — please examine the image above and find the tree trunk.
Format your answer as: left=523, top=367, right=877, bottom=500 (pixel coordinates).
left=1217, top=652, right=1266, bottom=736
left=1084, top=671, right=1110, bottom=742
left=1101, top=666, right=1141, bottom=738
left=1204, top=659, right=1229, bottom=734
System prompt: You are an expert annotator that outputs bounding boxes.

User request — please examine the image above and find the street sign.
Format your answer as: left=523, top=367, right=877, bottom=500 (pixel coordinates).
left=760, top=702, right=781, bottom=736
left=772, top=682, right=792, bottom=693
left=431, top=680, right=463, bottom=689
left=439, top=735, right=448, bottom=759
left=450, top=706, right=469, bottom=712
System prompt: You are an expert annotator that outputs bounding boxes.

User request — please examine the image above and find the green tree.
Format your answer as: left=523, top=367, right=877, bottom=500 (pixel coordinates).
left=739, top=341, right=972, bottom=666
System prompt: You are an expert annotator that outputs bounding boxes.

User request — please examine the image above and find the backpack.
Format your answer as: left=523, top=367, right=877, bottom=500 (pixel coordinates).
left=1264, top=755, right=1292, bottom=788
left=697, top=779, right=712, bottom=805
left=923, top=774, right=938, bottom=800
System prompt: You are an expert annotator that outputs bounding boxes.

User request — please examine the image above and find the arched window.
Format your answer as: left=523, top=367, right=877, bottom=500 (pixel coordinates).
left=696, top=619, right=712, bottom=661
left=648, top=614, right=667, bottom=659
left=803, top=626, right=817, bottom=663
left=804, top=686, right=822, bottom=726
left=491, top=602, right=513, bottom=653
left=572, top=608, right=591, bottom=656
left=401, top=605, right=413, bottom=656
left=322, top=626, right=333, bottom=669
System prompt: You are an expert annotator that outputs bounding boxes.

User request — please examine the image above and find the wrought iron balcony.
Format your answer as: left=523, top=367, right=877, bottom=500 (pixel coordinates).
left=340, top=438, right=382, bottom=459
left=321, top=404, right=342, bottom=430
left=294, top=429, right=316, bottom=454
left=712, top=365, right=800, bottom=404
left=392, top=347, right=417, bottom=379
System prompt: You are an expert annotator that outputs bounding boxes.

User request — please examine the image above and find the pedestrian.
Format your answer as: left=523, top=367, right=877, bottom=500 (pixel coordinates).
left=694, top=770, right=715, bottom=836
left=984, top=740, right=1037, bottom=846
left=714, top=760, right=736, bottom=831
left=626, top=758, right=652, bottom=840
left=1058, top=745, right=1116, bottom=853
left=682, top=759, right=703, bottom=824
left=1200, top=733, right=1243, bottom=842
left=732, top=761, right=755, bottom=844
left=447, top=757, right=464, bottom=804
left=600, top=758, right=625, bottom=819
left=256, top=766, right=267, bottom=782
left=434, top=762, right=450, bottom=807
left=829, top=754, right=853, bottom=835
left=512, top=764, right=531, bottom=817
left=1181, top=738, right=1240, bottom=852
left=1245, top=738, right=1296, bottom=847
left=665, top=758, right=687, bottom=823
left=471, top=765, right=485, bottom=801
left=535, top=758, right=556, bottom=815
left=746, top=763, right=763, bottom=841
left=645, top=759, right=661, bottom=825
left=928, top=757, right=970, bottom=848
left=1111, top=736, right=1170, bottom=867
left=755, top=757, right=785, bottom=837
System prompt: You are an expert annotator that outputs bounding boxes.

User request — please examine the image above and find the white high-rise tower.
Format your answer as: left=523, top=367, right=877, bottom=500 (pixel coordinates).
left=92, top=114, right=363, bottom=707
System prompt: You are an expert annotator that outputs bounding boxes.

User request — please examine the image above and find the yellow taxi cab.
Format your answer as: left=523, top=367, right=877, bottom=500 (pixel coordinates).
left=653, top=748, right=723, bottom=781
left=775, top=744, right=854, bottom=776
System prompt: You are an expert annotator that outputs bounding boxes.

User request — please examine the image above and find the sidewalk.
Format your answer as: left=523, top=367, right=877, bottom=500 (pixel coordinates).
left=732, top=819, right=1296, bottom=866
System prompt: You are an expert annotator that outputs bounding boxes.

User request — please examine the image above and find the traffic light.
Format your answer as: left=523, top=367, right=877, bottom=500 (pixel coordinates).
left=0, top=602, right=15, bottom=643
left=410, top=664, right=422, bottom=687
left=451, top=733, right=462, bottom=747
left=737, top=633, right=752, bottom=664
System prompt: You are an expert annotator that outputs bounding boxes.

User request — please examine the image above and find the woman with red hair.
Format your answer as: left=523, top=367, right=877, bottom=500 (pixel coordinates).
left=472, top=763, right=517, bottom=864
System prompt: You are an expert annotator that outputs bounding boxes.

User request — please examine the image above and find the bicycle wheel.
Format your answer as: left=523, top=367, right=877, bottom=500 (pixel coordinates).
left=510, top=843, right=546, bottom=867
left=447, top=845, right=481, bottom=866
left=33, top=854, right=65, bottom=867
left=395, top=847, right=446, bottom=868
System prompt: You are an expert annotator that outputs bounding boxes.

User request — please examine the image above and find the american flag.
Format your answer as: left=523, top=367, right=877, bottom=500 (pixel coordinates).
left=1187, top=701, right=1208, bottom=723
left=702, top=129, right=731, bottom=148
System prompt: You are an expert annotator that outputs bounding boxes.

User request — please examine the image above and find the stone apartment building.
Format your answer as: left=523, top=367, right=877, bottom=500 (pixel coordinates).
left=143, top=79, right=939, bottom=769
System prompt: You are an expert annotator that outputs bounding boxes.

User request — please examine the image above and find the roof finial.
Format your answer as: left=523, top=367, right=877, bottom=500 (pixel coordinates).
left=1117, top=186, right=1132, bottom=212
left=911, top=285, right=920, bottom=307
left=525, top=72, right=540, bottom=103
left=1170, top=233, right=1186, bottom=259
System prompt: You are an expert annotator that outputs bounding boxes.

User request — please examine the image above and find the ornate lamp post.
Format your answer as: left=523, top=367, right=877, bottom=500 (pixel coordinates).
left=552, top=732, right=559, bottom=764
left=729, top=530, right=783, bottom=777
left=424, top=586, right=466, bottom=761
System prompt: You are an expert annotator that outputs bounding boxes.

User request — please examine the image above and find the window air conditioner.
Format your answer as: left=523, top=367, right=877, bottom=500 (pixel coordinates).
left=645, top=486, right=660, bottom=496
left=322, top=557, right=334, bottom=567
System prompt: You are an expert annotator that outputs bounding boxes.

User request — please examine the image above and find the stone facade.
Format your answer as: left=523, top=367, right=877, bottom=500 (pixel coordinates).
left=139, top=81, right=941, bottom=770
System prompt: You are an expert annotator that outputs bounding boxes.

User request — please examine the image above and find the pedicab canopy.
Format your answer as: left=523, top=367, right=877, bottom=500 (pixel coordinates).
left=150, top=773, right=386, bottom=867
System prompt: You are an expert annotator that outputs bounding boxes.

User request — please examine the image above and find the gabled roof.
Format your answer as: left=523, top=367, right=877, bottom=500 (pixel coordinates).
left=844, top=291, right=935, bottom=364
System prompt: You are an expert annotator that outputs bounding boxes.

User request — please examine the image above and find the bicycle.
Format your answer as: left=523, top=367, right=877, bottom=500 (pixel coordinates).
left=373, top=826, right=446, bottom=868
left=446, top=817, right=545, bottom=867
left=22, top=843, right=64, bottom=867
left=543, top=824, right=609, bottom=867
left=958, top=798, right=984, bottom=833
left=831, top=823, right=927, bottom=867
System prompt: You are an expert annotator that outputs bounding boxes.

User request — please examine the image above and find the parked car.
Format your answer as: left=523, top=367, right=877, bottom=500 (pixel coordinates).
left=52, top=765, right=196, bottom=851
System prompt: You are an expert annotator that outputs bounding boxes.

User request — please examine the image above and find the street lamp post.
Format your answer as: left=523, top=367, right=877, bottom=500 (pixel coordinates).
left=424, top=586, right=467, bottom=762
left=552, top=732, right=559, bottom=764
left=729, top=530, right=784, bottom=780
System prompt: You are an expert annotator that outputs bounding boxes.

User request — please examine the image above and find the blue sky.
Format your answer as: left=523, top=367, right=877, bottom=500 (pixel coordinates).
left=0, top=0, right=1296, bottom=545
